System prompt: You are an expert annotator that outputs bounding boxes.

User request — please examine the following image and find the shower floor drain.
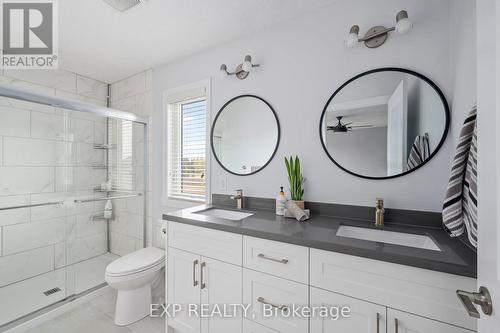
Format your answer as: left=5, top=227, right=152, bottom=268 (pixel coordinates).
left=43, top=287, right=61, bottom=296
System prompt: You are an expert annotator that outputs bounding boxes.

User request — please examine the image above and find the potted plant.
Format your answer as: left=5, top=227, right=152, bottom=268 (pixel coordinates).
left=284, top=155, right=305, bottom=209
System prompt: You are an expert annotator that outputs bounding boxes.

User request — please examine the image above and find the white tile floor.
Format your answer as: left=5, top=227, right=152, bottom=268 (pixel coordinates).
left=25, top=289, right=165, bottom=333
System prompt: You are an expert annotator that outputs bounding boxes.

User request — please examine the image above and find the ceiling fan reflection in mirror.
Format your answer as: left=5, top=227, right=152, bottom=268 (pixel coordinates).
left=327, top=116, right=374, bottom=133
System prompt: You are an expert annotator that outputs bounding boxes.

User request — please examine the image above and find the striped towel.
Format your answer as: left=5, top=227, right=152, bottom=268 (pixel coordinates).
left=407, top=133, right=430, bottom=170
left=442, top=106, right=478, bottom=247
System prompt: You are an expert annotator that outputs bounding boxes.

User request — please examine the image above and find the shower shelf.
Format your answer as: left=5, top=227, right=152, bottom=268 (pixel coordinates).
left=93, top=143, right=115, bottom=150
left=93, top=187, right=138, bottom=193
left=91, top=213, right=112, bottom=221
left=91, top=163, right=107, bottom=169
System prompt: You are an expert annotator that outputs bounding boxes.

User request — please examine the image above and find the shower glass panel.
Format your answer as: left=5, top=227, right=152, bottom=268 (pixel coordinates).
left=107, top=119, right=147, bottom=255
left=0, top=96, right=147, bottom=327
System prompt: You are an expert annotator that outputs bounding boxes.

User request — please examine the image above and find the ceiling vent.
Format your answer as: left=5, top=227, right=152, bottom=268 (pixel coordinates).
left=103, top=0, right=147, bottom=12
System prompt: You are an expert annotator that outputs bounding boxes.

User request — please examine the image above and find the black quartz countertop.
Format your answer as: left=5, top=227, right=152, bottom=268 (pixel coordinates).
left=163, top=204, right=477, bottom=278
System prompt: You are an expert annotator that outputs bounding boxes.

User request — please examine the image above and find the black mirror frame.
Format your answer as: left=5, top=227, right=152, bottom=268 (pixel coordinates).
left=319, top=67, right=450, bottom=180
left=211, top=94, right=281, bottom=176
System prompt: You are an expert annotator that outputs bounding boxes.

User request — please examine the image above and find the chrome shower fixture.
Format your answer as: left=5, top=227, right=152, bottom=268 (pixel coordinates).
left=103, top=0, right=148, bottom=12
left=219, top=55, right=260, bottom=80
left=345, top=10, right=413, bottom=48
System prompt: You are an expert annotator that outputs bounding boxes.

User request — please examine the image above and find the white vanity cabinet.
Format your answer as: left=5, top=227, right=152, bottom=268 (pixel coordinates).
left=166, top=221, right=477, bottom=333
left=310, top=287, right=387, bottom=333
left=167, top=223, right=243, bottom=333
left=309, top=248, right=477, bottom=331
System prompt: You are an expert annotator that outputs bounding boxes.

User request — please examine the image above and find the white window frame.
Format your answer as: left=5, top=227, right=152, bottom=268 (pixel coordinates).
left=162, top=79, right=211, bottom=208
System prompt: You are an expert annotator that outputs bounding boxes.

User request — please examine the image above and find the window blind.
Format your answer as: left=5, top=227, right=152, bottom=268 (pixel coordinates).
left=167, top=98, right=207, bottom=201
left=110, top=119, right=134, bottom=192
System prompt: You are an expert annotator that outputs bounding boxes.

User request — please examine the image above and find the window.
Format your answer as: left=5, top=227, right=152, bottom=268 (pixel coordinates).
left=117, top=120, right=133, bottom=191
left=109, top=119, right=134, bottom=193
left=167, top=96, right=207, bottom=202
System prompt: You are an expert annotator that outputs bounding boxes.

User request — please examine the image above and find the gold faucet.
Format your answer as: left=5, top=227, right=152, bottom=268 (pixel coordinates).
left=231, top=189, right=243, bottom=210
left=375, top=198, right=384, bottom=227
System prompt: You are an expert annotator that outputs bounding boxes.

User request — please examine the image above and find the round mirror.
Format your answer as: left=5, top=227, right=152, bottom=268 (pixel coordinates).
left=320, top=68, right=450, bottom=179
left=211, top=95, right=280, bottom=175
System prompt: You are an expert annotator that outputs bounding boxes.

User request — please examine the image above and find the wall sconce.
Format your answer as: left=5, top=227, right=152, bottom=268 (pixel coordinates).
left=219, top=55, right=260, bottom=80
left=345, top=10, right=413, bottom=48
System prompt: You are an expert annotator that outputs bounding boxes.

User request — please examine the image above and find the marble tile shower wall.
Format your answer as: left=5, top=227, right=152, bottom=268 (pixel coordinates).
left=110, top=69, right=155, bottom=255
left=0, top=69, right=111, bottom=325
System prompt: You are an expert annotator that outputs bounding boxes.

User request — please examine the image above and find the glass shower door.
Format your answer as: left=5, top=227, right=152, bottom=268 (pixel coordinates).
left=0, top=99, right=146, bottom=327
left=107, top=119, right=147, bottom=257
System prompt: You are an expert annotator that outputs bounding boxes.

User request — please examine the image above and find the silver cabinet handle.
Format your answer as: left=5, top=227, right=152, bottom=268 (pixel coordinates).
left=376, top=312, right=380, bottom=333
left=257, top=297, right=289, bottom=312
left=193, top=260, right=199, bottom=287
left=200, top=262, right=206, bottom=289
left=457, top=286, right=493, bottom=318
left=394, top=318, right=398, bottom=333
left=257, top=253, right=289, bottom=264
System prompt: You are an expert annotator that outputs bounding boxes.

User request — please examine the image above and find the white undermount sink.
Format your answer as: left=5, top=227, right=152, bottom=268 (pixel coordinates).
left=193, top=208, right=253, bottom=221
left=336, top=225, right=441, bottom=251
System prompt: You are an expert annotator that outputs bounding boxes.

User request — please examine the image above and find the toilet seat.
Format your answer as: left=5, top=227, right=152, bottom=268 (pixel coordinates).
left=106, top=247, right=165, bottom=277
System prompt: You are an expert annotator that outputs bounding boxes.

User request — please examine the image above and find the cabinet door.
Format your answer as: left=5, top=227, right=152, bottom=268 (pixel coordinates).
left=201, top=257, right=243, bottom=333
left=168, top=248, right=201, bottom=333
left=387, top=309, right=473, bottom=333
left=310, top=287, right=387, bottom=333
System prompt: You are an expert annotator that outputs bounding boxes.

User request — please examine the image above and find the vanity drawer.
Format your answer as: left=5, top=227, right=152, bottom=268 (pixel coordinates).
left=243, top=319, right=280, bottom=333
left=310, top=248, right=477, bottom=331
left=243, top=268, right=308, bottom=333
left=167, top=221, right=242, bottom=265
left=310, top=287, right=387, bottom=333
left=387, top=308, right=475, bottom=333
left=243, top=236, right=309, bottom=284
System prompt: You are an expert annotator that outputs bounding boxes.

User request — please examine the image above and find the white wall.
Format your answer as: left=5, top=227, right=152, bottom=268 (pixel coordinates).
left=449, top=0, right=477, bottom=141
left=326, top=127, right=388, bottom=176
left=406, top=77, right=447, bottom=151
left=152, top=0, right=476, bottom=215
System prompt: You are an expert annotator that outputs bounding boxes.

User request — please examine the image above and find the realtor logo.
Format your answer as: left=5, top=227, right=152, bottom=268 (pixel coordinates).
left=1, top=0, right=58, bottom=69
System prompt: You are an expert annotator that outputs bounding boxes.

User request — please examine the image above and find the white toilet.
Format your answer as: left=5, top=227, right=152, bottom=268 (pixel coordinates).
left=105, top=247, right=165, bottom=326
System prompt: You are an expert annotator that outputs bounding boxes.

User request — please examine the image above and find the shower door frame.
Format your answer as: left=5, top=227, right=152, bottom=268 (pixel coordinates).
left=0, top=82, right=149, bottom=331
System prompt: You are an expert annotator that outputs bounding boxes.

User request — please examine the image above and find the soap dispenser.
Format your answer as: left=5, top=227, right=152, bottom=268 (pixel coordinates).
left=276, top=187, right=286, bottom=216
left=104, top=199, right=113, bottom=220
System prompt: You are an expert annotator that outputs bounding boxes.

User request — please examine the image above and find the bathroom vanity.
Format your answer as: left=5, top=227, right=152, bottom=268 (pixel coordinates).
left=163, top=200, right=477, bottom=333
left=162, top=66, right=476, bottom=333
